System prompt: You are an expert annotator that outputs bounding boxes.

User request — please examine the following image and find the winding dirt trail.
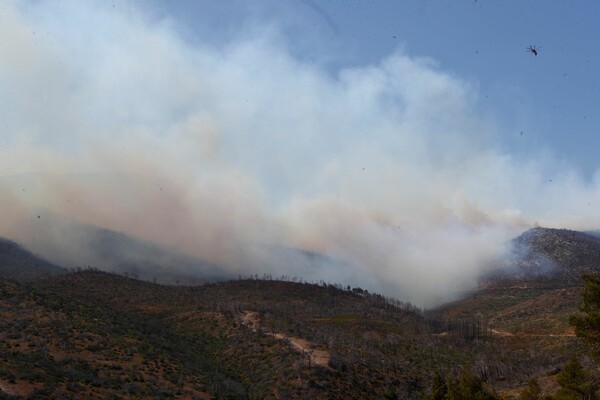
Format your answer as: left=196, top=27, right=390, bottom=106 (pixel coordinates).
left=491, top=329, right=514, bottom=337
left=240, top=311, right=331, bottom=369
left=490, top=328, right=575, bottom=338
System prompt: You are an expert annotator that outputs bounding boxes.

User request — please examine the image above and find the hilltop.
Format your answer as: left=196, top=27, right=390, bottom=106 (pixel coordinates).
left=482, top=227, right=600, bottom=287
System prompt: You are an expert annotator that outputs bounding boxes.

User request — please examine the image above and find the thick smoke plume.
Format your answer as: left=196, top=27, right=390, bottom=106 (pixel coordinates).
left=1, top=1, right=599, bottom=306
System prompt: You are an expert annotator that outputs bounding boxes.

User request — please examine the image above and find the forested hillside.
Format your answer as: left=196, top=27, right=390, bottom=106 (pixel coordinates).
left=0, top=227, right=599, bottom=398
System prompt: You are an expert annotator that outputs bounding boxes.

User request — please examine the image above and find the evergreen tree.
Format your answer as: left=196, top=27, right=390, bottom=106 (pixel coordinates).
left=570, top=274, right=600, bottom=356
left=554, top=356, right=598, bottom=400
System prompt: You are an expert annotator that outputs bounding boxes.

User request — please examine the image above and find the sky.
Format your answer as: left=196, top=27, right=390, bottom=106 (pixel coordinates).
left=1, top=0, right=600, bottom=306
left=142, top=0, right=600, bottom=177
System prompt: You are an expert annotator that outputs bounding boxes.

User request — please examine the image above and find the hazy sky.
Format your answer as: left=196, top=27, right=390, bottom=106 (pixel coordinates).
left=1, top=0, right=600, bottom=306
left=142, top=0, right=600, bottom=177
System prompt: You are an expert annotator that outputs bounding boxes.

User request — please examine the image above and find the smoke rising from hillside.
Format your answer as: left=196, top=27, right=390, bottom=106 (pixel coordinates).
left=1, top=1, right=600, bottom=306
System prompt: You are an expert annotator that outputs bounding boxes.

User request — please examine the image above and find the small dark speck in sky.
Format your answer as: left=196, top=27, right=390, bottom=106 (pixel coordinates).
left=37, top=215, right=40, bottom=219
left=301, top=0, right=339, bottom=34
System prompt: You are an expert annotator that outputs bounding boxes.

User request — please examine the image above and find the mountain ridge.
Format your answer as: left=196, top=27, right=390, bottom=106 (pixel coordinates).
left=0, top=237, right=66, bottom=282
left=0, top=226, right=597, bottom=398
left=480, top=227, right=600, bottom=288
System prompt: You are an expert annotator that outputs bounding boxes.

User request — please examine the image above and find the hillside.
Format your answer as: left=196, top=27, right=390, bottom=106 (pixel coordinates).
left=0, top=227, right=598, bottom=398
left=0, top=270, right=464, bottom=399
left=444, top=228, right=600, bottom=339
left=441, top=227, right=600, bottom=333
left=482, top=227, right=600, bottom=287
left=5, top=211, right=228, bottom=285
left=436, top=227, right=599, bottom=395
left=5, top=211, right=363, bottom=290
left=0, top=237, right=66, bottom=282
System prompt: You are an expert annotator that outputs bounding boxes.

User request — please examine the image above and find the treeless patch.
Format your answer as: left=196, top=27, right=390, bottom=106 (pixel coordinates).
left=240, top=311, right=332, bottom=369
left=273, top=334, right=331, bottom=368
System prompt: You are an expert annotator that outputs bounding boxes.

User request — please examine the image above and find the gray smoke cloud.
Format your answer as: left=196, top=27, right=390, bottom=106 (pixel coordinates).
left=1, top=1, right=599, bottom=307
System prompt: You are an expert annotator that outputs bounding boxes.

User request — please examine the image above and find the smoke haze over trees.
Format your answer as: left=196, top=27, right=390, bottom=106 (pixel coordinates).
left=3, top=1, right=600, bottom=306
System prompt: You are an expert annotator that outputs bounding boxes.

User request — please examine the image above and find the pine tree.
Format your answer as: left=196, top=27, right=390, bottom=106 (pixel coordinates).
left=554, top=356, right=597, bottom=400
left=570, top=274, right=600, bottom=356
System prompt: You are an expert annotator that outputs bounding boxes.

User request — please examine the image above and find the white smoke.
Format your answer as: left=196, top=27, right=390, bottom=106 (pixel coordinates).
left=1, top=1, right=598, bottom=306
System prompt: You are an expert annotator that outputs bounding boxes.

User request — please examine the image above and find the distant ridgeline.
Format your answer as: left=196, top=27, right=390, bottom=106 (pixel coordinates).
left=0, top=237, right=66, bottom=282
left=481, top=227, right=600, bottom=288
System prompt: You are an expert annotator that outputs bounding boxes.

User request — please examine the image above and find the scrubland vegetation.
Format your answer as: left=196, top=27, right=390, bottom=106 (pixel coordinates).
left=0, top=227, right=599, bottom=398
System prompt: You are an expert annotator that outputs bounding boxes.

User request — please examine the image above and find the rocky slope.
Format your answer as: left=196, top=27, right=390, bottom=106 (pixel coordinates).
left=482, top=227, right=600, bottom=288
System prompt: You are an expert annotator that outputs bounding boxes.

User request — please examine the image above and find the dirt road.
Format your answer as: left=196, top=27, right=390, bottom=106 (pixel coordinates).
left=241, top=311, right=331, bottom=369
